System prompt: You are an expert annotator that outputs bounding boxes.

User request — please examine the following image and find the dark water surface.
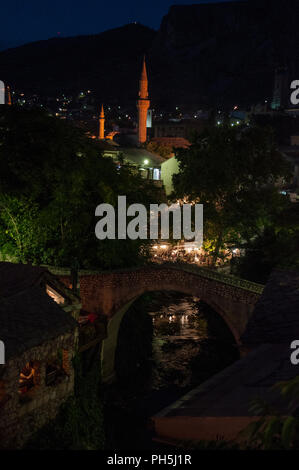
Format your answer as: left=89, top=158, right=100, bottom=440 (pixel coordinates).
left=150, top=295, right=210, bottom=390
left=104, top=291, right=239, bottom=449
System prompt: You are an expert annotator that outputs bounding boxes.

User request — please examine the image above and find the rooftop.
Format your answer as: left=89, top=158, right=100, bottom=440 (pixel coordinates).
left=0, top=286, right=77, bottom=361
left=0, top=262, right=78, bottom=360
left=111, top=147, right=165, bottom=167
left=0, top=262, right=46, bottom=298
left=241, top=269, right=299, bottom=346
left=152, top=342, right=296, bottom=444
left=151, top=137, right=191, bottom=149
left=152, top=268, right=299, bottom=444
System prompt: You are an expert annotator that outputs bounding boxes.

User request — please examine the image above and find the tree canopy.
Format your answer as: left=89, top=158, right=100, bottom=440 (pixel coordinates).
left=0, top=107, right=161, bottom=269
left=172, top=123, right=294, bottom=272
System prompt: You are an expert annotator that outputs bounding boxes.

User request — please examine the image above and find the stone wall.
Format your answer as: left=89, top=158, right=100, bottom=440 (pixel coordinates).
left=0, top=329, right=78, bottom=449
left=60, top=266, right=260, bottom=344
left=58, top=265, right=262, bottom=383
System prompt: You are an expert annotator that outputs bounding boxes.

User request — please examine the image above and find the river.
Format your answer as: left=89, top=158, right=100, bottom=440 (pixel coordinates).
left=104, top=291, right=239, bottom=449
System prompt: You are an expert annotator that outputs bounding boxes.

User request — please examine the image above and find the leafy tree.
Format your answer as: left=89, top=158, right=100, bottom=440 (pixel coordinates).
left=172, top=124, right=292, bottom=265
left=241, top=376, right=299, bottom=450
left=232, top=203, right=299, bottom=283
left=0, top=107, right=161, bottom=268
left=0, top=194, right=46, bottom=263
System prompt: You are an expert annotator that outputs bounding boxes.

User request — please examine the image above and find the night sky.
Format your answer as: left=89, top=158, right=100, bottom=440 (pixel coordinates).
left=1, top=0, right=233, bottom=44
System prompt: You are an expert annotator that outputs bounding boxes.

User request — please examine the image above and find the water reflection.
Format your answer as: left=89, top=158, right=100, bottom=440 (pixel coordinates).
left=149, top=295, right=209, bottom=389
left=107, top=292, right=238, bottom=449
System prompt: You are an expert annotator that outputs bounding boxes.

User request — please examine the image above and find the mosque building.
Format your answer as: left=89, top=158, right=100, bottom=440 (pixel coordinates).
left=98, top=57, right=163, bottom=185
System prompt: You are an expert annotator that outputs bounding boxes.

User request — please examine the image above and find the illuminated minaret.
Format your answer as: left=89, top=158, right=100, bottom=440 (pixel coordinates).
left=6, top=86, right=12, bottom=105
left=99, top=104, right=105, bottom=140
left=137, top=56, right=150, bottom=144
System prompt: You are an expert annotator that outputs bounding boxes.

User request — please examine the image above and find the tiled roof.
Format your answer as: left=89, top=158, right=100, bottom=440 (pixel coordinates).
left=151, top=137, right=191, bottom=149
left=241, top=269, right=299, bottom=346
left=0, top=286, right=77, bottom=360
left=0, top=262, right=47, bottom=298
left=119, top=147, right=165, bottom=166
left=0, top=262, right=78, bottom=359
left=155, top=343, right=296, bottom=420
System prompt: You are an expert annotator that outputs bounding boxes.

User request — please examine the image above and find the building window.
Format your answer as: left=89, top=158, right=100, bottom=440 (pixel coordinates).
left=45, top=349, right=69, bottom=386
left=46, top=285, right=65, bottom=305
left=153, top=168, right=160, bottom=181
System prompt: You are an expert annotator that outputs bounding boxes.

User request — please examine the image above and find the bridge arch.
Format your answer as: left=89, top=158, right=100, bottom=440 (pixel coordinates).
left=101, top=292, right=240, bottom=384
left=81, top=265, right=264, bottom=383
left=56, top=264, right=263, bottom=383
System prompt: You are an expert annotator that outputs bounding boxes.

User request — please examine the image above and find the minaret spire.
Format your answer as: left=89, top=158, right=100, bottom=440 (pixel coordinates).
left=6, top=86, right=12, bottom=106
left=137, top=56, right=150, bottom=144
left=99, top=104, right=105, bottom=140
left=139, top=55, right=148, bottom=98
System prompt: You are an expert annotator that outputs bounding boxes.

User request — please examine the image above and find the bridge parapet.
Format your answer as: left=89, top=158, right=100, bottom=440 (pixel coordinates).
left=170, top=263, right=264, bottom=294
left=46, top=262, right=264, bottom=295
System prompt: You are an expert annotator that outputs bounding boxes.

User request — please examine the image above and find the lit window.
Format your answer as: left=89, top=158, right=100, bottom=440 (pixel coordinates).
left=46, top=285, right=65, bottom=305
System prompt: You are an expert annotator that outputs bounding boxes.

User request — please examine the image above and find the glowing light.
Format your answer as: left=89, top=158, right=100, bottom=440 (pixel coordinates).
left=144, top=159, right=149, bottom=165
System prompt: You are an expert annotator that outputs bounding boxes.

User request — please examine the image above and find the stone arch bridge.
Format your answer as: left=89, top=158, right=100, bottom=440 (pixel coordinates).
left=57, top=264, right=264, bottom=383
